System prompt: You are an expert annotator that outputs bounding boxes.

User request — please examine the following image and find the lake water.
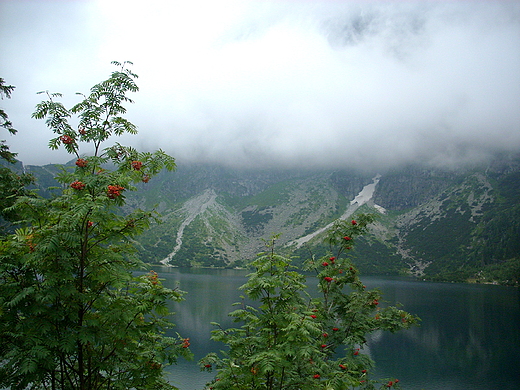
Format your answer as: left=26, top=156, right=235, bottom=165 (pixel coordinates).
left=151, top=267, right=520, bottom=390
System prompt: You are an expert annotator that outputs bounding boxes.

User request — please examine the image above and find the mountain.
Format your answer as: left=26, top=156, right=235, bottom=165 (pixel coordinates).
left=20, top=155, right=520, bottom=285
left=127, top=165, right=368, bottom=267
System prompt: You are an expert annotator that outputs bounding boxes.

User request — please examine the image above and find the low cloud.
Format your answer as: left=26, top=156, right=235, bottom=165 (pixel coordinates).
left=1, top=1, right=519, bottom=170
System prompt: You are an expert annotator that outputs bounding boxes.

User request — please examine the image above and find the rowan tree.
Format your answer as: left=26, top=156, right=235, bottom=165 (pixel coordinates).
left=0, top=62, right=191, bottom=390
left=200, top=215, right=419, bottom=390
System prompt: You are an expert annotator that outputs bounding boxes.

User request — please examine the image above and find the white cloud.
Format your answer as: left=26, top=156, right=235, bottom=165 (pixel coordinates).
left=1, top=0, right=519, bottom=170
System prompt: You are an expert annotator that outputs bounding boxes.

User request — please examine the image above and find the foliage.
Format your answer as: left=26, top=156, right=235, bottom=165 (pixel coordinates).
left=173, top=216, right=229, bottom=267
left=241, top=207, right=274, bottom=233
left=199, top=214, right=419, bottom=389
left=0, top=162, right=35, bottom=234
left=477, top=257, right=520, bottom=286
left=0, top=78, right=35, bottom=233
left=0, top=62, right=191, bottom=390
left=1, top=77, right=18, bottom=163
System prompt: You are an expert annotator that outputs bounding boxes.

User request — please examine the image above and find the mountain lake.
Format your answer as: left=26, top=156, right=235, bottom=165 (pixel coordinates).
left=147, top=267, right=519, bottom=390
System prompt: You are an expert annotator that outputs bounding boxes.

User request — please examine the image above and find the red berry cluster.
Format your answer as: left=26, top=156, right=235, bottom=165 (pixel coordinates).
left=25, top=234, right=36, bottom=253
left=60, top=135, right=74, bottom=144
left=131, top=160, right=142, bottom=171
left=70, top=180, right=85, bottom=190
left=75, top=158, right=88, bottom=167
left=181, top=338, right=190, bottom=348
left=142, top=174, right=150, bottom=183
left=147, top=270, right=158, bottom=285
left=107, top=185, right=125, bottom=199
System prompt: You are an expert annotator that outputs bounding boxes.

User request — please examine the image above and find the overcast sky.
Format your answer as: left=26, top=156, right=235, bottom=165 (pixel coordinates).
left=1, top=0, right=519, bottom=170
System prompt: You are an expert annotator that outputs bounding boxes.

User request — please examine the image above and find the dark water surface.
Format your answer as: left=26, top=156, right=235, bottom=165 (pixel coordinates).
left=153, top=267, right=519, bottom=390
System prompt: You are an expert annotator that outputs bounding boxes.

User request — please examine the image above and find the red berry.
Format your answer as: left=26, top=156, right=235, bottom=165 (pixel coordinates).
left=313, top=374, right=320, bottom=379
left=60, top=135, right=74, bottom=144
left=339, top=364, right=347, bottom=370
left=131, top=160, right=142, bottom=171
left=107, top=185, right=125, bottom=199
left=351, top=220, right=357, bottom=225
left=75, top=158, right=88, bottom=167
left=310, top=314, right=317, bottom=319
left=323, top=333, right=328, bottom=338
left=332, top=327, right=339, bottom=331
left=204, top=364, right=212, bottom=368
left=321, top=344, right=327, bottom=348
left=70, top=180, right=85, bottom=190
left=322, top=262, right=329, bottom=267
left=353, top=349, right=359, bottom=355
left=343, top=236, right=351, bottom=241
left=324, top=277, right=333, bottom=283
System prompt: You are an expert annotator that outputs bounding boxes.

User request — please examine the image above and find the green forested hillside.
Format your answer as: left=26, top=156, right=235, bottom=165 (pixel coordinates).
left=20, top=155, right=520, bottom=285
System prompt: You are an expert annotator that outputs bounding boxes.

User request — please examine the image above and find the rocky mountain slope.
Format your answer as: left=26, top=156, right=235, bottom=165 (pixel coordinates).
left=21, top=154, right=520, bottom=285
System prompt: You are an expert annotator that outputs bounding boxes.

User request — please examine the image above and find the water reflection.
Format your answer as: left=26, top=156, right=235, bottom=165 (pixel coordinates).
left=363, top=277, right=520, bottom=390
left=154, top=269, right=520, bottom=390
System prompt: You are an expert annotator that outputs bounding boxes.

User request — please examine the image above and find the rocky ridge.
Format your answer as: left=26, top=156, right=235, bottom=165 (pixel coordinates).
left=19, top=155, right=520, bottom=283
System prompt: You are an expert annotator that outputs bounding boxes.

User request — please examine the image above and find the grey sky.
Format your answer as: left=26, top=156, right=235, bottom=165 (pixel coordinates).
left=1, top=0, right=519, bottom=170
